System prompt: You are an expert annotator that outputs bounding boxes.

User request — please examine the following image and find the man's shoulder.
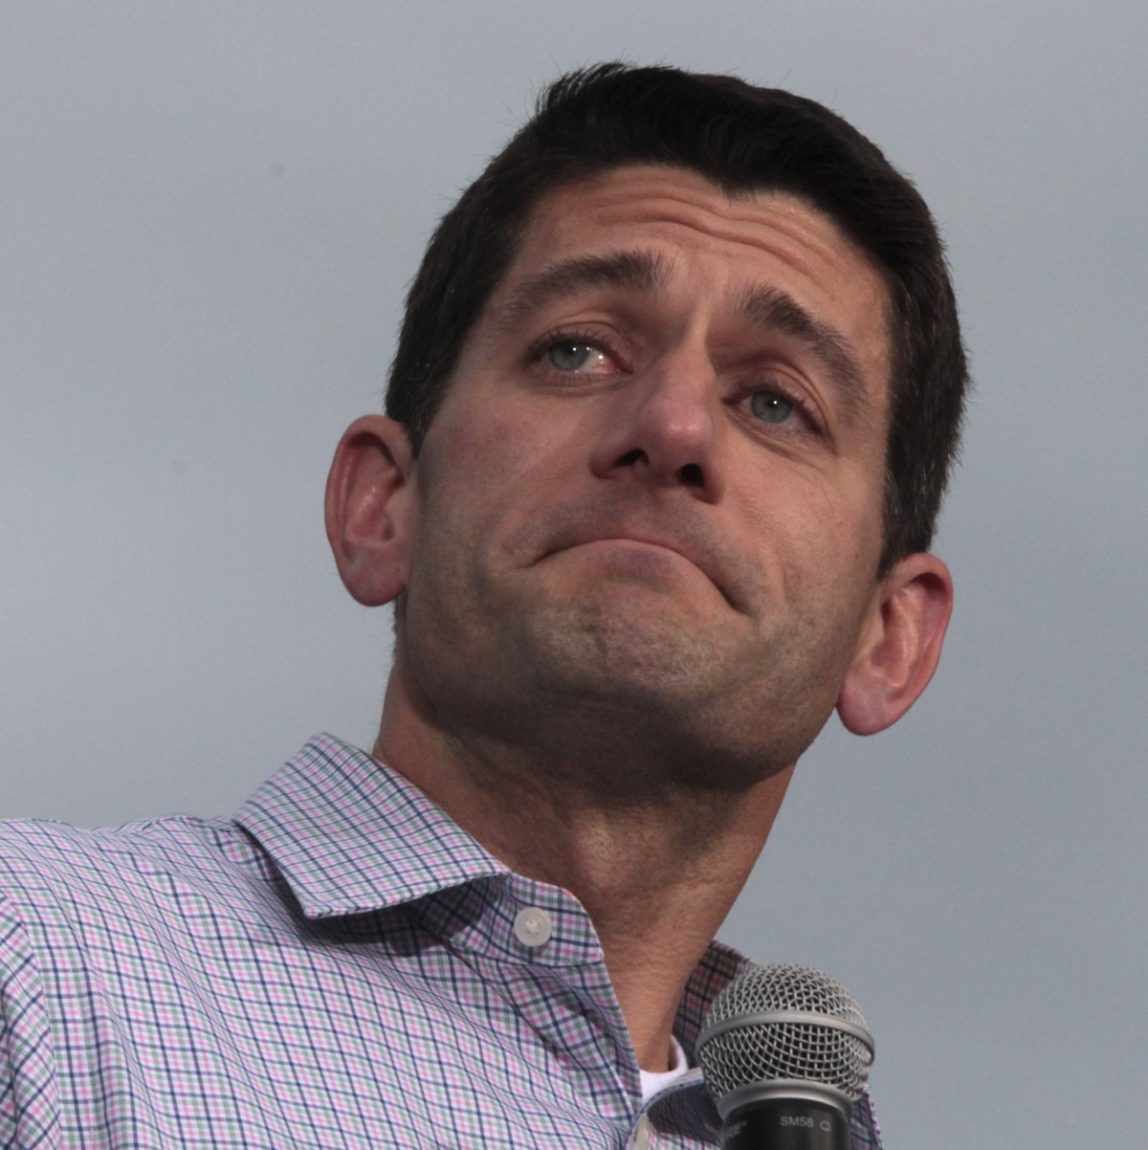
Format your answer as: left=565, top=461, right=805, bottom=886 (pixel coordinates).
left=0, top=810, right=237, bottom=883
left=0, top=811, right=276, bottom=961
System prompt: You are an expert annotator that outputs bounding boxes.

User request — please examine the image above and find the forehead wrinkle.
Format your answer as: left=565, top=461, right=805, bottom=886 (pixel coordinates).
left=488, top=249, right=673, bottom=336
left=736, top=284, right=877, bottom=428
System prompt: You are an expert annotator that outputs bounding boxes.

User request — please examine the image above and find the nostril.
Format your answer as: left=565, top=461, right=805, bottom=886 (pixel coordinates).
left=615, top=448, right=648, bottom=468
left=678, top=463, right=704, bottom=487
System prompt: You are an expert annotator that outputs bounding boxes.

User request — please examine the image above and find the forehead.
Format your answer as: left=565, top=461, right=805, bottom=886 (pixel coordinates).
left=487, top=164, right=892, bottom=396
left=512, top=165, right=874, bottom=274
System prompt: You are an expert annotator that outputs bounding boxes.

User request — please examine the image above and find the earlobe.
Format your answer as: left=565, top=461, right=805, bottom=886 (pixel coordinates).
left=836, top=553, right=954, bottom=736
left=324, top=415, right=417, bottom=606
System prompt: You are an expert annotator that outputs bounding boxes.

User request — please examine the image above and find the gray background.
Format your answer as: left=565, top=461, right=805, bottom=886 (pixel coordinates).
left=3, top=3, right=1145, bottom=1146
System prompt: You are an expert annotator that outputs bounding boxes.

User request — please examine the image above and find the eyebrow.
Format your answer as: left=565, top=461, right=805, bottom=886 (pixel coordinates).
left=736, top=284, right=875, bottom=426
left=489, top=247, right=878, bottom=424
left=489, top=249, right=670, bottom=334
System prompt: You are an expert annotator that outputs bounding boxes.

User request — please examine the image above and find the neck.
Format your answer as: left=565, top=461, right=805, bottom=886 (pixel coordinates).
left=373, top=660, right=794, bottom=1071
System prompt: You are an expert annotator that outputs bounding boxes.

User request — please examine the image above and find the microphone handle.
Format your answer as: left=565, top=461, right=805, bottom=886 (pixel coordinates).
left=720, top=1098, right=850, bottom=1150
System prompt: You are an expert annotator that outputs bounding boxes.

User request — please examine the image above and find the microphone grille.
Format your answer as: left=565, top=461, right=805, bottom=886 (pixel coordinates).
left=696, top=964, right=874, bottom=1107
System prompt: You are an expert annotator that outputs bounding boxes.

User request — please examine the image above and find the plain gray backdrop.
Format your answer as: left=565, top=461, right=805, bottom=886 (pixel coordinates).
left=3, top=4, right=1145, bottom=1146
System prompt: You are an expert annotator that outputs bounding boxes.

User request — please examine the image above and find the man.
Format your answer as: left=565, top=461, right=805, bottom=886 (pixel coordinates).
left=0, top=65, right=965, bottom=1148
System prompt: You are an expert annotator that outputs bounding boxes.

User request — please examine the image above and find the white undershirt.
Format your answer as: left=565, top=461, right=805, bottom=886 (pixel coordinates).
left=638, top=1034, right=689, bottom=1103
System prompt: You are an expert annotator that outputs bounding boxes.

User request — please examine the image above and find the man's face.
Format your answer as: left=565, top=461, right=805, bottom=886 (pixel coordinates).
left=397, top=165, right=895, bottom=785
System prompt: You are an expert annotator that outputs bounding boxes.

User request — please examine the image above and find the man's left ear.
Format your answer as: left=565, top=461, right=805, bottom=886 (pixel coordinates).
left=836, top=553, right=954, bottom=736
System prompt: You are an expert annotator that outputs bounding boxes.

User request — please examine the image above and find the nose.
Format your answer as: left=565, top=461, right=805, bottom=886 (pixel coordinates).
left=589, top=349, right=724, bottom=501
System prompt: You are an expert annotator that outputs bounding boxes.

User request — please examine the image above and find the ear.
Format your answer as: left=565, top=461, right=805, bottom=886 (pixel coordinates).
left=836, top=552, right=954, bottom=736
left=324, top=415, right=417, bottom=606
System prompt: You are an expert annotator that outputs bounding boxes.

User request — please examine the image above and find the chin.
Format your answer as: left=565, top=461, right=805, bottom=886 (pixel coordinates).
left=538, top=605, right=729, bottom=697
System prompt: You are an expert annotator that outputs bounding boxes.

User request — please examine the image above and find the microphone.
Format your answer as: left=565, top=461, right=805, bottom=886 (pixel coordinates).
left=695, top=964, right=875, bottom=1149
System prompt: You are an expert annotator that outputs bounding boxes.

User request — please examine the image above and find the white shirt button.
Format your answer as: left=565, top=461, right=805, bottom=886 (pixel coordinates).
left=513, top=906, right=553, bottom=948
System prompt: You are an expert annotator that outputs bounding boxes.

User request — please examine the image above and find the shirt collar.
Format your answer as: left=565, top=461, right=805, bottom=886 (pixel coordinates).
left=234, top=733, right=508, bottom=919
left=233, top=733, right=753, bottom=1053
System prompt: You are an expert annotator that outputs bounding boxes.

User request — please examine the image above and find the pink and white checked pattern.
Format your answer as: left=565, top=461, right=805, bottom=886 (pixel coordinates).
left=1, top=735, right=882, bottom=1148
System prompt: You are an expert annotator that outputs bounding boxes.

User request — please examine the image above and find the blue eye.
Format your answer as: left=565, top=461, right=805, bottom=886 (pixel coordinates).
left=750, top=391, right=795, bottom=424
left=547, top=341, right=596, bottom=371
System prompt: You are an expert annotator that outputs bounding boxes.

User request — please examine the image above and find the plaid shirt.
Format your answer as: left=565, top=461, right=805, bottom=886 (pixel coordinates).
left=0, top=735, right=882, bottom=1148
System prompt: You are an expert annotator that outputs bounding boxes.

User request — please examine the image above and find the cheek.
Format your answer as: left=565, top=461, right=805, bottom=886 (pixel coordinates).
left=749, top=468, right=882, bottom=600
left=429, top=413, right=604, bottom=554
left=414, top=421, right=546, bottom=581
left=427, top=387, right=576, bottom=489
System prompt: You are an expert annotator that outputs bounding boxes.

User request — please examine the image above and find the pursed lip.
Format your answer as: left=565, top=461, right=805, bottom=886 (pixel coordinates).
left=541, top=525, right=740, bottom=610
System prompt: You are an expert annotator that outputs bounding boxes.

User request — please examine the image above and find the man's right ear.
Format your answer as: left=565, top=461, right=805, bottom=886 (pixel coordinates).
left=324, top=415, right=417, bottom=606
